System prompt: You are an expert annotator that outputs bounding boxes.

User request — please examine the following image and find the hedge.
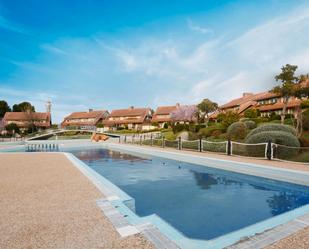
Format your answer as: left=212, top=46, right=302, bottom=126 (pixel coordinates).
left=247, top=124, right=297, bottom=137
left=227, top=122, right=247, bottom=140
left=243, top=120, right=256, bottom=129
left=245, top=130, right=300, bottom=147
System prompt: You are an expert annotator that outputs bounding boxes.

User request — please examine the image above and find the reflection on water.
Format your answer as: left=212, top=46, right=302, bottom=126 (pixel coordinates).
left=72, top=148, right=150, bottom=164
left=71, top=148, right=309, bottom=240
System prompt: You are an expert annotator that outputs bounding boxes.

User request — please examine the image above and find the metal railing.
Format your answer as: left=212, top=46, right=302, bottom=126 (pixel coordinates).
left=118, top=135, right=309, bottom=164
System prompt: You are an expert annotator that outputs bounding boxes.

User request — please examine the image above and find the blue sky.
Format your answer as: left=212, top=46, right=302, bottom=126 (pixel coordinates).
left=0, top=0, right=309, bottom=122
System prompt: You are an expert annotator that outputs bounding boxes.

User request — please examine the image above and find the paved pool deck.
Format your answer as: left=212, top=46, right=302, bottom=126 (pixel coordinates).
left=0, top=153, right=154, bottom=249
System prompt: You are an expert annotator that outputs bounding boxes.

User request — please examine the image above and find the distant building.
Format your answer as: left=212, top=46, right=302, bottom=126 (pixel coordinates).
left=219, top=90, right=305, bottom=118
left=151, top=105, right=178, bottom=128
left=103, top=106, right=153, bottom=131
left=61, top=109, right=109, bottom=129
left=3, top=112, right=52, bottom=131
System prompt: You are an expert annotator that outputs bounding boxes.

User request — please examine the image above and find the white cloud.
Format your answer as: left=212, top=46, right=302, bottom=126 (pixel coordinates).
left=2, top=4, right=309, bottom=123
left=187, top=18, right=212, bottom=34
left=0, top=14, right=28, bottom=34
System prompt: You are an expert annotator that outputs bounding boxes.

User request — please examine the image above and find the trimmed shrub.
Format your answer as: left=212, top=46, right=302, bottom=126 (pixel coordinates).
left=211, top=130, right=222, bottom=138
left=247, top=124, right=297, bottom=137
left=245, top=130, right=300, bottom=159
left=199, top=123, right=226, bottom=138
left=299, top=132, right=309, bottom=147
left=243, top=120, right=256, bottom=129
left=227, top=122, right=247, bottom=140
left=245, top=131, right=300, bottom=147
left=303, top=109, right=309, bottom=131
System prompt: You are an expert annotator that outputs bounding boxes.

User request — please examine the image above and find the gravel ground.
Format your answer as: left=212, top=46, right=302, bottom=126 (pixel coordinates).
left=0, top=153, right=154, bottom=249
left=265, top=227, right=309, bottom=249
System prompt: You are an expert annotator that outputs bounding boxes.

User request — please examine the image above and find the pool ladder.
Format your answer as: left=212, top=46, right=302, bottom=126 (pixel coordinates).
left=26, top=143, right=59, bottom=152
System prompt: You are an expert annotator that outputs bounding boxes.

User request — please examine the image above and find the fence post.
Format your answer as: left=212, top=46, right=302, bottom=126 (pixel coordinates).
left=178, top=137, right=181, bottom=150
left=119, top=136, right=121, bottom=143
left=140, top=135, right=142, bottom=145
left=227, top=139, right=232, bottom=155
left=266, top=140, right=272, bottom=160
left=124, top=135, right=127, bottom=143
left=199, top=138, right=202, bottom=152
left=162, top=136, right=165, bottom=148
left=151, top=134, right=153, bottom=146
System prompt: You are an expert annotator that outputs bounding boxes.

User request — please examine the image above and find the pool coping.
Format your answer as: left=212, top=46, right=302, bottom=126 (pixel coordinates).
left=63, top=143, right=309, bottom=249
left=1, top=142, right=309, bottom=249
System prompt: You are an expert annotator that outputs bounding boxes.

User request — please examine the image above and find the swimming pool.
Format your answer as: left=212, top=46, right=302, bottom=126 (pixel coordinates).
left=69, top=147, right=309, bottom=242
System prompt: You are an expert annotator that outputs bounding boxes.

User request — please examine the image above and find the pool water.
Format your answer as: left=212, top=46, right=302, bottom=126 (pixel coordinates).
left=70, top=148, right=309, bottom=240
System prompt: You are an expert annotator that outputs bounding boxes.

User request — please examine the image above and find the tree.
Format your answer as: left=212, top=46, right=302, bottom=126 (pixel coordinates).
left=217, top=111, right=240, bottom=128
left=244, top=108, right=260, bottom=118
left=12, top=102, right=35, bottom=112
left=272, top=64, right=299, bottom=124
left=0, top=100, right=11, bottom=118
left=171, top=105, right=198, bottom=123
left=197, top=99, right=218, bottom=126
left=5, top=123, right=20, bottom=135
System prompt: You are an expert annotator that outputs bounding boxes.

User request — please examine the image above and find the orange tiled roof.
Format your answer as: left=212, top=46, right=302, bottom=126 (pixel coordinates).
left=63, top=110, right=107, bottom=120
left=258, top=99, right=301, bottom=111
left=103, top=107, right=151, bottom=126
left=62, top=110, right=108, bottom=127
left=3, top=112, right=51, bottom=128
left=108, top=107, right=151, bottom=117
left=220, top=92, right=279, bottom=110
left=151, top=105, right=177, bottom=122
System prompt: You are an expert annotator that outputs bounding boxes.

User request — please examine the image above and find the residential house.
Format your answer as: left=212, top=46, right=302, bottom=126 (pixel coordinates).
left=61, top=109, right=109, bottom=129
left=3, top=112, right=52, bottom=132
left=103, top=106, right=153, bottom=131
left=219, top=90, right=305, bottom=118
left=151, top=105, right=178, bottom=128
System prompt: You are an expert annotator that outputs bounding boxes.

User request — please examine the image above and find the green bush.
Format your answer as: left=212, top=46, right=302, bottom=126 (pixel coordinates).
left=217, top=111, right=240, bottom=128
left=244, top=108, right=260, bottom=118
left=301, top=100, right=309, bottom=109
left=269, top=112, right=281, bottom=121
left=299, top=132, right=309, bottom=147
left=163, top=122, right=169, bottom=129
left=251, top=117, right=269, bottom=124
left=247, top=124, right=297, bottom=137
left=5, top=123, right=20, bottom=134
left=199, top=123, right=226, bottom=138
left=227, top=122, right=247, bottom=140
left=303, top=109, right=309, bottom=131
left=172, top=123, right=189, bottom=133
left=243, top=120, right=256, bottom=129
left=245, top=131, right=300, bottom=147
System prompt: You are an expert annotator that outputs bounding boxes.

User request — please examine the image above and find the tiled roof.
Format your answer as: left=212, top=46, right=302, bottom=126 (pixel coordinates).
left=220, top=92, right=279, bottom=109
left=4, top=112, right=50, bottom=121
left=3, top=112, right=51, bottom=128
left=258, top=99, right=301, bottom=111
left=151, top=105, right=177, bottom=122
left=63, top=110, right=107, bottom=120
left=103, top=107, right=151, bottom=126
left=108, top=107, right=151, bottom=117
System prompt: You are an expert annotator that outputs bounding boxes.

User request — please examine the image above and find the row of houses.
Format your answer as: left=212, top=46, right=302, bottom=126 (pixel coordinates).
left=61, top=105, right=184, bottom=131
left=1, top=79, right=308, bottom=132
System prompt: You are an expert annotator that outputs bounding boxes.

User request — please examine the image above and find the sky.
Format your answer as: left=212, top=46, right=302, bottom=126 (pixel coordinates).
left=0, top=0, right=309, bottom=123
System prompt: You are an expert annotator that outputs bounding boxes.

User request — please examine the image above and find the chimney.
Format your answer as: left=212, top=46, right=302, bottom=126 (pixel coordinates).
left=176, top=103, right=180, bottom=108
left=88, top=108, right=93, bottom=112
left=243, top=93, right=253, bottom=98
left=46, top=100, right=52, bottom=113
left=129, top=106, right=134, bottom=110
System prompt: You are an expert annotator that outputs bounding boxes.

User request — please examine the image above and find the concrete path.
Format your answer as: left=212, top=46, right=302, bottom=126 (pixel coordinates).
left=0, top=153, right=153, bottom=249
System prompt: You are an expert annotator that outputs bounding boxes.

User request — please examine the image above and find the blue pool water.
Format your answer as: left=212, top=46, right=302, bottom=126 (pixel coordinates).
left=70, top=148, right=309, bottom=240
